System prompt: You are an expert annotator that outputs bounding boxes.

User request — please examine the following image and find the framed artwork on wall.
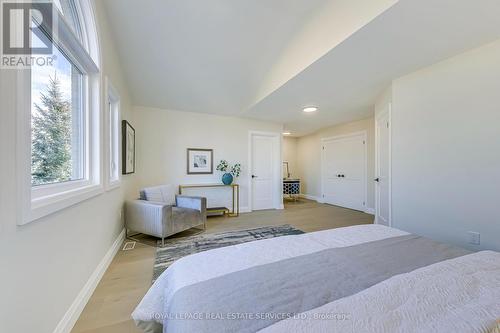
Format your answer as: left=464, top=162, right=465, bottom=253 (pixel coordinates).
left=187, top=148, right=213, bottom=174
left=122, top=120, right=136, bottom=174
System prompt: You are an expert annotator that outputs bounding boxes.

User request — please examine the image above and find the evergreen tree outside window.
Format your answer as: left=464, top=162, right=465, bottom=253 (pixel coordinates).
left=31, top=46, right=84, bottom=186
left=18, top=0, right=101, bottom=224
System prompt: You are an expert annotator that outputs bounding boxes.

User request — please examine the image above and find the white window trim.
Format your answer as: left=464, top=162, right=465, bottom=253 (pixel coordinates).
left=104, top=76, right=121, bottom=191
left=16, top=2, right=102, bottom=225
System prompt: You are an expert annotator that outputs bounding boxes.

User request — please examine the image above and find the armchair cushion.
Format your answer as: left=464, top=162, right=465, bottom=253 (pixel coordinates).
left=176, top=195, right=206, bottom=212
left=142, top=184, right=176, bottom=205
left=170, top=206, right=204, bottom=235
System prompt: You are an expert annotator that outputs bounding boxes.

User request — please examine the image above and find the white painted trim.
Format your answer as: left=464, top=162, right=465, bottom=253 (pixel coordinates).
left=15, top=64, right=104, bottom=224
left=321, top=131, right=368, bottom=143
left=16, top=68, right=32, bottom=225
left=247, top=130, right=282, bottom=211
left=364, top=207, right=376, bottom=215
left=374, top=103, right=392, bottom=226
left=104, top=76, right=122, bottom=191
left=16, top=0, right=103, bottom=225
left=239, top=206, right=251, bottom=213
left=316, top=195, right=325, bottom=204
left=53, top=228, right=125, bottom=333
left=320, top=131, right=368, bottom=211
left=298, top=194, right=374, bottom=215
left=76, top=0, right=101, bottom=67
left=299, top=194, right=320, bottom=201
left=30, top=184, right=104, bottom=222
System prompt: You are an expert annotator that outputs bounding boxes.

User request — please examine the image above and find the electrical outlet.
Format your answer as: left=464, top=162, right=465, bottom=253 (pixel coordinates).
left=468, top=231, right=480, bottom=245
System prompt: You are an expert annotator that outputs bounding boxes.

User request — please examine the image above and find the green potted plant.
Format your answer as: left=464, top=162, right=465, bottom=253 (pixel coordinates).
left=216, top=160, right=241, bottom=185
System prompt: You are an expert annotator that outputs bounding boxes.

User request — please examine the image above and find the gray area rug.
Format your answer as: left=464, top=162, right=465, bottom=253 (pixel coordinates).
left=153, top=224, right=304, bottom=282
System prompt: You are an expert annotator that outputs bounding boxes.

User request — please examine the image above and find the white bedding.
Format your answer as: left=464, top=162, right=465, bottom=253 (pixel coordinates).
left=260, top=250, right=500, bottom=333
left=132, top=224, right=409, bottom=327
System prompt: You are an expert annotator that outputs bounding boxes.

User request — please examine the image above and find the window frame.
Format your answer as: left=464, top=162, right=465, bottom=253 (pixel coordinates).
left=104, top=76, right=121, bottom=190
left=30, top=45, right=87, bottom=189
left=16, top=1, right=101, bottom=225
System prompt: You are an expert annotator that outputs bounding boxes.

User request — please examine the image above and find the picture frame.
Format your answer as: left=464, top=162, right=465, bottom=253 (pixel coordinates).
left=187, top=148, right=213, bottom=174
left=122, top=120, right=136, bottom=174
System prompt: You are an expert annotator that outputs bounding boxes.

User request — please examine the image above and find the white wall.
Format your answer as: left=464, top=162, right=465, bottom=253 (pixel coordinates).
left=296, top=117, right=375, bottom=210
left=133, top=106, right=283, bottom=212
left=0, top=1, right=135, bottom=332
left=375, top=85, right=392, bottom=118
left=391, top=39, right=500, bottom=251
left=283, top=137, right=298, bottom=178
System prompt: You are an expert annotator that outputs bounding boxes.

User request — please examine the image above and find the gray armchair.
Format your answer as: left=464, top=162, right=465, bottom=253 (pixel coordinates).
left=125, top=185, right=207, bottom=246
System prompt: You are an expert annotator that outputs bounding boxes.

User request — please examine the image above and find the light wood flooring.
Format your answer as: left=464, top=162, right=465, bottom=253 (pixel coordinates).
left=71, top=199, right=373, bottom=333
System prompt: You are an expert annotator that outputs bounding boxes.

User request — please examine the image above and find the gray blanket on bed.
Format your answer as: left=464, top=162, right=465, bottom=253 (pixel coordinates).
left=164, top=235, right=470, bottom=333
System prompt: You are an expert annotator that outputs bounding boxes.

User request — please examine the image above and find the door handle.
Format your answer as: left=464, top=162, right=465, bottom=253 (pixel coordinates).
left=252, top=175, right=258, bottom=178
left=374, top=178, right=380, bottom=182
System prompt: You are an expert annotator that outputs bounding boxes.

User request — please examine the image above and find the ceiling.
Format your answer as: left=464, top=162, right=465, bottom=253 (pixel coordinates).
left=103, top=0, right=500, bottom=136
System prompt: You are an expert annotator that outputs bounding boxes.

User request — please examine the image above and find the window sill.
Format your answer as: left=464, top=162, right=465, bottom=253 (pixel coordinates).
left=105, top=180, right=121, bottom=192
left=23, top=183, right=104, bottom=224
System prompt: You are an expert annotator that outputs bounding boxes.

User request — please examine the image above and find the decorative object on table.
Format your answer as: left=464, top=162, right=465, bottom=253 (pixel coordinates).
left=179, top=183, right=240, bottom=217
left=283, top=161, right=291, bottom=179
left=216, top=159, right=241, bottom=185
left=221, top=173, right=233, bottom=185
left=187, top=148, right=213, bottom=174
left=283, top=178, right=300, bottom=201
left=152, top=224, right=304, bottom=282
left=122, top=120, right=136, bottom=174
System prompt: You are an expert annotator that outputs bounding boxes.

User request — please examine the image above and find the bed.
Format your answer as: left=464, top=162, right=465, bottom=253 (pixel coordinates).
left=132, top=224, right=500, bottom=333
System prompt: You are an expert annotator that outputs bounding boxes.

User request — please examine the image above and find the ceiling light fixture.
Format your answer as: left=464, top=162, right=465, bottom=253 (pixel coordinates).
left=303, top=106, right=318, bottom=113
left=283, top=131, right=291, bottom=136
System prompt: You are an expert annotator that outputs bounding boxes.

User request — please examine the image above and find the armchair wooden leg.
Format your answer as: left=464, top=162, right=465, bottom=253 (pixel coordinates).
left=161, top=237, right=165, bottom=247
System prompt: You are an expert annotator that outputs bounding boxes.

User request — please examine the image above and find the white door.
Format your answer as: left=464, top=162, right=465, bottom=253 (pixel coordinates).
left=251, top=134, right=276, bottom=210
left=375, top=108, right=391, bottom=226
left=322, top=133, right=366, bottom=211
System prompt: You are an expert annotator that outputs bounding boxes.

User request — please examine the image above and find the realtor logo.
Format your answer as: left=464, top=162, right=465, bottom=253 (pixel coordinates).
left=1, top=0, right=54, bottom=67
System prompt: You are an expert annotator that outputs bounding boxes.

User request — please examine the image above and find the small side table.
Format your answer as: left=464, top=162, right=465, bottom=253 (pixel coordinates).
left=179, top=183, right=240, bottom=217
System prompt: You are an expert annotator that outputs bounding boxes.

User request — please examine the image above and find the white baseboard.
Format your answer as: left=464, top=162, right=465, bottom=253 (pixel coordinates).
left=299, top=194, right=320, bottom=202
left=299, top=194, right=375, bottom=214
left=364, top=207, right=376, bottom=215
left=240, top=206, right=284, bottom=213
left=53, top=228, right=125, bottom=333
left=240, top=206, right=251, bottom=213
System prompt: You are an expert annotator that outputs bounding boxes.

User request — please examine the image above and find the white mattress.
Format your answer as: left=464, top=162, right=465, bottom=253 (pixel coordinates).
left=259, top=250, right=500, bottom=333
left=132, top=224, right=409, bottom=326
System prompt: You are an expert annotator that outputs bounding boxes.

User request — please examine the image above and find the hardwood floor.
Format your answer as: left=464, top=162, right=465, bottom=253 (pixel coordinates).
left=71, top=199, right=373, bottom=333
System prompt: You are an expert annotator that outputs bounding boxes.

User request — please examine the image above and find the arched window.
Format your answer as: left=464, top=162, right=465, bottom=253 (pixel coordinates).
left=18, top=0, right=102, bottom=224
left=53, top=0, right=100, bottom=65
left=54, top=0, right=84, bottom=41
